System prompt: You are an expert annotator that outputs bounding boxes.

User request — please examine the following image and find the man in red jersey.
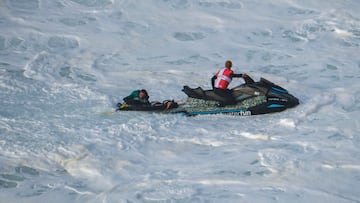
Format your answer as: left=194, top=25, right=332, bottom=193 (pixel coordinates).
left=211, top=60, right=254, bottom=106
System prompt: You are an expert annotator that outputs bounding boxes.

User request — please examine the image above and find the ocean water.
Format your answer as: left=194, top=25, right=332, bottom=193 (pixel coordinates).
left=1, top=0, right=360, bottom=202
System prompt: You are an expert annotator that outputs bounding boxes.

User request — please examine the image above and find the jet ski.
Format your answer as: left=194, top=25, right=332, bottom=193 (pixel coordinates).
left=181, top=77, right=299, bottom=116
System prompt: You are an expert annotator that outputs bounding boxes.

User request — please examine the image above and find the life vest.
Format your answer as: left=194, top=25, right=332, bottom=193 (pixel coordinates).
left=214, top=67, right=233, bottom=89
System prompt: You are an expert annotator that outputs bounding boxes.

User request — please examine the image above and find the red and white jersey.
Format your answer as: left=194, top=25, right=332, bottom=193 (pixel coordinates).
left=214, top=67, right=233, bottom=89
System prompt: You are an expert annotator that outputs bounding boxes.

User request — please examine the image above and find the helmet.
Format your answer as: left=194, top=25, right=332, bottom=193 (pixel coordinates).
left=225, top=60, right=232, bottom=68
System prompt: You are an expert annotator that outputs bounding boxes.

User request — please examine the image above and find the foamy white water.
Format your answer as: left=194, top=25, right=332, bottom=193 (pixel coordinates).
left=1, top=0, right=359, bottom=202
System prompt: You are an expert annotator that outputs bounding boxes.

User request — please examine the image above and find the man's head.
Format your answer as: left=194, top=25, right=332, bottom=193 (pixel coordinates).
left=225, top=60, right=232, bottom=68
left=139, top=89, right=149, bottom=100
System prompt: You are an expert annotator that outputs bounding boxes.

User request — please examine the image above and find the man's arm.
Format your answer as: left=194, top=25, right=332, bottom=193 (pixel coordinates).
left=231, top=73, right=244, bottom=78
left=232, top=73, right=255, bottom=84
left=211, top=75, right=217, bottom=89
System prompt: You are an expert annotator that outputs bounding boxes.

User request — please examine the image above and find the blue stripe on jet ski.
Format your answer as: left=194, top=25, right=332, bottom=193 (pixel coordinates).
left=272, top=87, right=288, bottom=94
left=267, top=104, right=285, bottom=108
